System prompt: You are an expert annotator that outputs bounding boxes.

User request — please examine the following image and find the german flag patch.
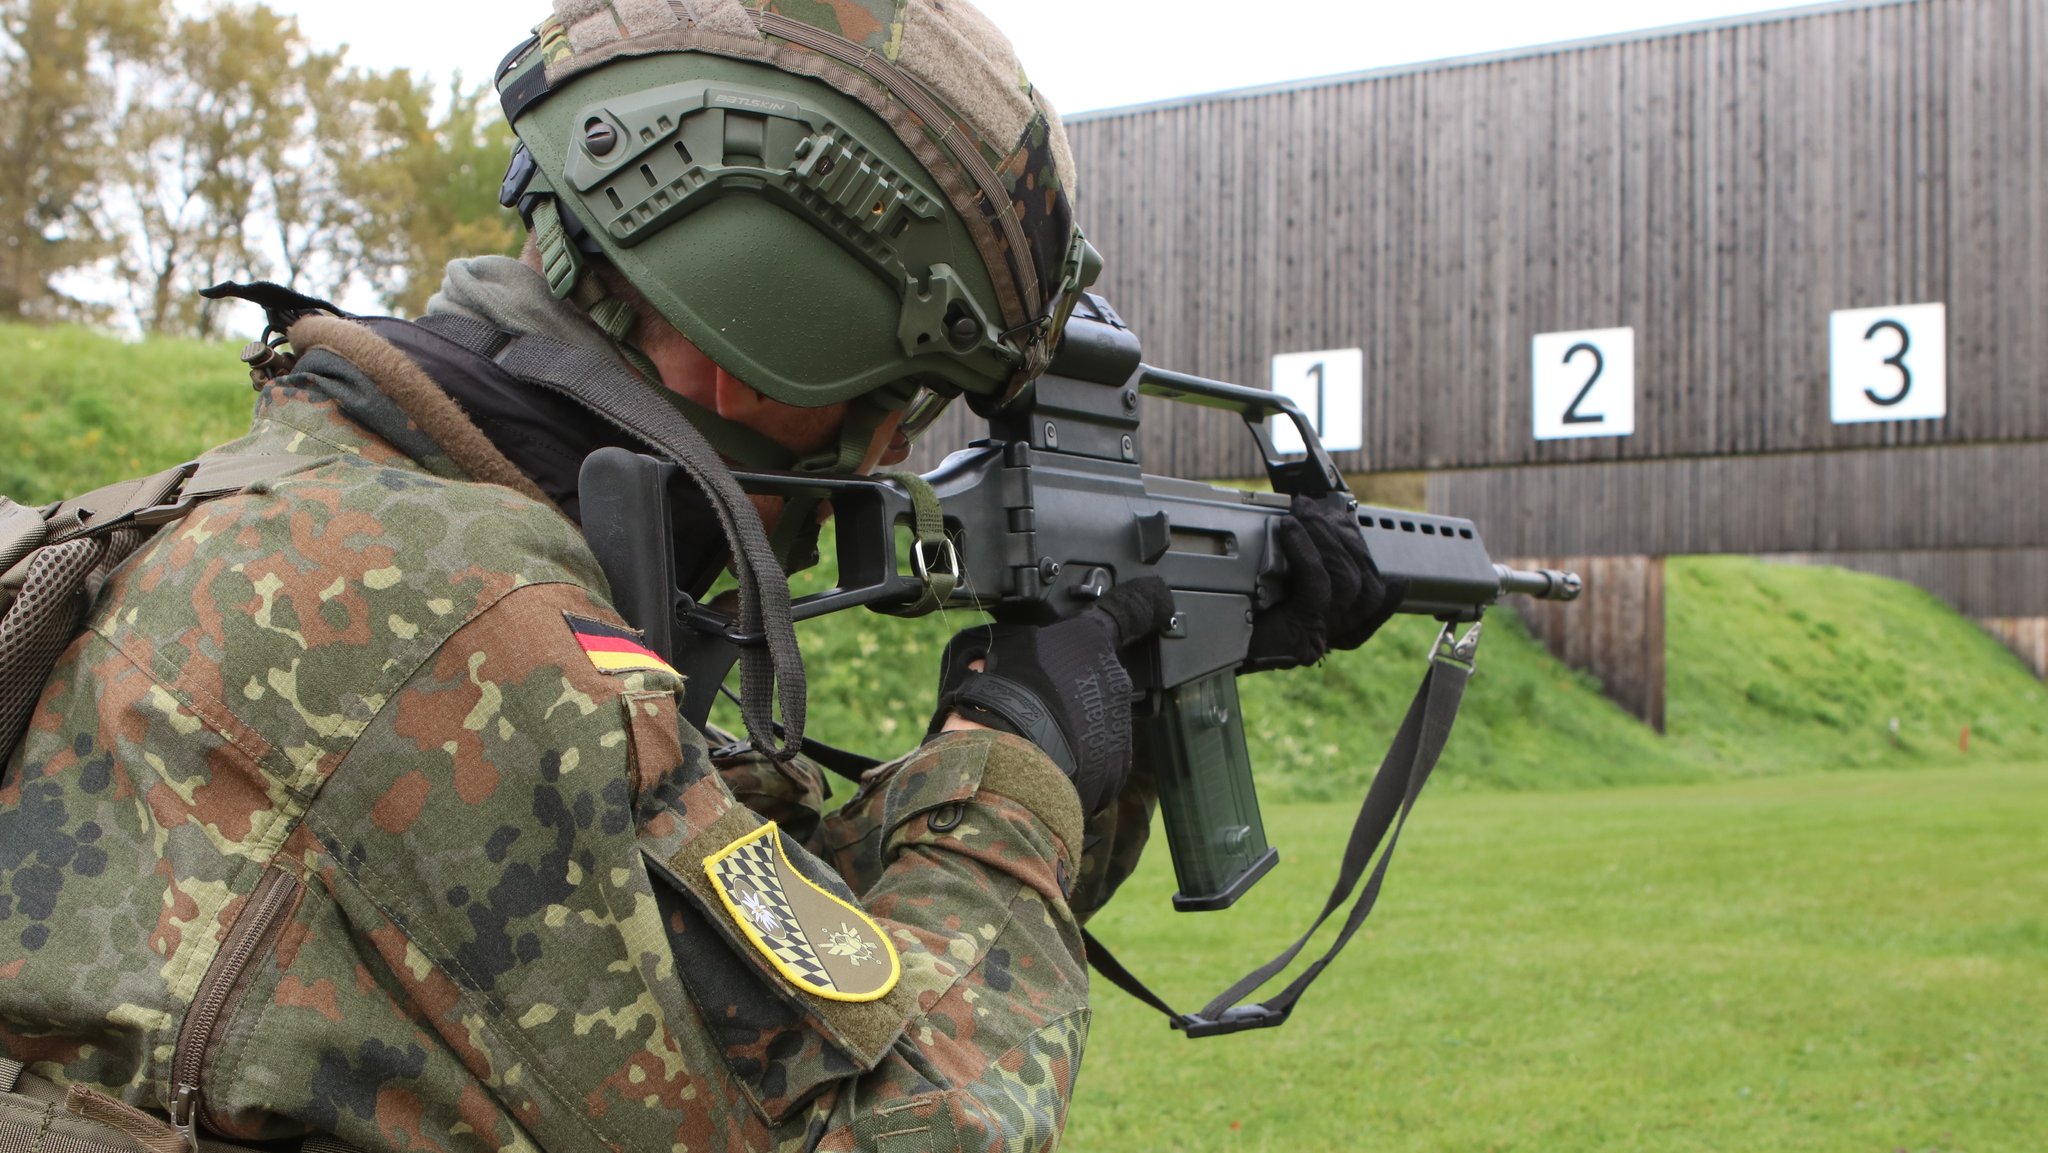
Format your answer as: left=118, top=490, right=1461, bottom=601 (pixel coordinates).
left=564, top=613, right=680, bottom=679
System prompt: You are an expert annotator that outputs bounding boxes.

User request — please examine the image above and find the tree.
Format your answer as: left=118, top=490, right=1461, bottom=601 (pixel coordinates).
left=0, top=0, right=166, bottom=322
left=111, top=3, right=364, bottom=336
left=346, top=74, right=522, bottom=318
left=1, top=0, right=524, bottom=336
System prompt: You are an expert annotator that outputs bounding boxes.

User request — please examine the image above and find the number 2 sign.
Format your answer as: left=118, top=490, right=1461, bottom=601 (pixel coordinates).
left=1831, top=303, right=1947, bottom=424
left=1533, top=328, right=1635, bottom=441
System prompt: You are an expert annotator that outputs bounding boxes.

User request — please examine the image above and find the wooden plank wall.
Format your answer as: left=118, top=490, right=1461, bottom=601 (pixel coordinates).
left=1761, top=549, right=2048, bottom=618
left=899, top=0, right=2048, bottom=481
left=1506, top=556, right=1667, bottom=730
left=1977, top=619, right=2048, bottom=679
left=1427, top=442, right=2048, bottom=559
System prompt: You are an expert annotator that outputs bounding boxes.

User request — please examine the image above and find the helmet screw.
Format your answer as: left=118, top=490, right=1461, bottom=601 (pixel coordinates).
left=1122, top=390, right=1139, bottom=412
left=948, top=315, right=980, bottom=347
left=816, top=154, right=837, bottom=176
left=584, top=120, right=619, bottom=157
left=1043, top=422, right=1059, bottom=448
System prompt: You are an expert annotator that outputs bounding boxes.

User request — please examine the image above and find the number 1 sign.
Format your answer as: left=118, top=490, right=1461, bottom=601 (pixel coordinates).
left=1533, top=328, right=1635, bottom=440
left=1831, top=303, right=1947, bottom=424
left=1270, top=349, right=1364, bottom=455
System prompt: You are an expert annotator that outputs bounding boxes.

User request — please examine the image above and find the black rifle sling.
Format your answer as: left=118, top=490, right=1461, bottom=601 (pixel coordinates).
left=1083, top=648, right=1471, bottom=1039
left=412, top=314, right=807, bottom=761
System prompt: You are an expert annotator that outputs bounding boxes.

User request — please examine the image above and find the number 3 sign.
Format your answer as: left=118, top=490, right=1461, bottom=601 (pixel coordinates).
left=1831, top=303, right=1947, bottom=424
left=1532, top=328, right=1635, bottom=441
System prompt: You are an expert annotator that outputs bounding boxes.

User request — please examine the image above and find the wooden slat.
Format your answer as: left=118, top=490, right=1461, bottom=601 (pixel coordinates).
left=1977, top=618, right=2048, bottom=679
left=1428, top=441, right=2048, bottom=559
left=1508, top=555, right=1668, bottom=730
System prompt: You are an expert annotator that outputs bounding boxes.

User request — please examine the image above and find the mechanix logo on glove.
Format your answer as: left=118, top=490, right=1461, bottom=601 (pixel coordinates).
left=928, top=578, right=1174, bottom=815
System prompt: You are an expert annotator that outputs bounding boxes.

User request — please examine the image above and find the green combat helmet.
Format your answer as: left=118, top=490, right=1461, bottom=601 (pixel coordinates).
left=495, top=0, right=1103, bottom=504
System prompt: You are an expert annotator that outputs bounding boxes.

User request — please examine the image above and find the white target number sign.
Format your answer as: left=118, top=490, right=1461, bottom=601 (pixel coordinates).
left=1270, top=349, right=1364, bottom=455
left=1830, top=303, right=1947, bottom=424
left=1532, top=328, right=1635, bottom=441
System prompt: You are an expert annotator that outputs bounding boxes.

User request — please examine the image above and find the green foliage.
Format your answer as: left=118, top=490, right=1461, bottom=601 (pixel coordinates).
left=0, top=0, right=167, bottom=322
left=114, top=2, right=358, bottom=336
left=345, top=74, right=523, bottom=318
left=0, top=324, right=251, bottom=504
left=0, top=1, right=523, bottom=333
left=1665, top=556, right=2048, bottom=771
left=1071, top=763, right=2048, bottom=1151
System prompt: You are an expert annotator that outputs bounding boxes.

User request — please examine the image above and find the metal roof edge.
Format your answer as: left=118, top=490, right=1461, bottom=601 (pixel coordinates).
left=1065, top=0, right=1922, bottom=123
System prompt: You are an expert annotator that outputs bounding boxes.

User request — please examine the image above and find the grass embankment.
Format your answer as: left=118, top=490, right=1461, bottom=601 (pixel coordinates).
left=1667, top=558, right=2048, bottom=773
left=759, top=553, right=2048, bottom=798
left=0, top=324, right=256, bottom=505
left=1069, top=763, right=2048, bottom=1152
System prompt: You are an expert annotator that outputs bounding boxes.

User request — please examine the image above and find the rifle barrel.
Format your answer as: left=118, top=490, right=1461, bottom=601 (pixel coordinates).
left=1496, top=565, right=1584, bottom=602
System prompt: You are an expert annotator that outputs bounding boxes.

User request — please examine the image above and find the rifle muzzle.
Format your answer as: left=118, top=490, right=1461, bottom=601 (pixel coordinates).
left=1495, top=566, right=1584, bottom=602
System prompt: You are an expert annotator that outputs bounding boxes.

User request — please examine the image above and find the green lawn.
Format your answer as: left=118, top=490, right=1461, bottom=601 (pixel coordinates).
left=0, top=324, right=255, bottom=505
left=1069, top=762, right=2048, bottom=1152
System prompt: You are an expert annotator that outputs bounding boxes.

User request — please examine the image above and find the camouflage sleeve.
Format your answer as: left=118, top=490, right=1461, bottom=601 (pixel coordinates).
left=702, top=722, right=832, bottom=846
left=198, top=568, right=1093, bottom=1153
left=796, top=731, right=1093, bottom=1152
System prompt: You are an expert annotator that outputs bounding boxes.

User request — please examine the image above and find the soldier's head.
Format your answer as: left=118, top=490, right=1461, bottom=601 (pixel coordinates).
left=496, top=0, right=1100, bottom=488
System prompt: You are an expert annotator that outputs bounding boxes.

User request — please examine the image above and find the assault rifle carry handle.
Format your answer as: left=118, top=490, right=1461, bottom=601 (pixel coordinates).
left=584, top=292, right=1578, bottom=916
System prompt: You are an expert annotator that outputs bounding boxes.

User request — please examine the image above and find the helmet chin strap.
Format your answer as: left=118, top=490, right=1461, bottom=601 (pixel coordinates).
left=764, top=393, right=907, bottom=571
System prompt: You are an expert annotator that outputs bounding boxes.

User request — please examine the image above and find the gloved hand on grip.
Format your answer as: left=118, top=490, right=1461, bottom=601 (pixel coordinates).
left=1245, top=492, right=1406, bottom=672
left=928, top=577, right=1177, bottom=816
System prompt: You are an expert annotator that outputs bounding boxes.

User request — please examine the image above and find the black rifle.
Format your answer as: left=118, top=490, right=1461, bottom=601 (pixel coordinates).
left=581, top=293, right=1579, bottom=1032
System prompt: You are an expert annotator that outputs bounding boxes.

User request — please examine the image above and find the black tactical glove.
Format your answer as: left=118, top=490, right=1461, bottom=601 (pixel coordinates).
left=1244, top=493, right=1406, bottom=672
left=929, top=578, right=1177, bottom=815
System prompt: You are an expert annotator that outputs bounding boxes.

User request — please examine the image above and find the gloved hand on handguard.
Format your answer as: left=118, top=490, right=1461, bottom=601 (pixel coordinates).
left=1245, top=492, right=1407, bottom=672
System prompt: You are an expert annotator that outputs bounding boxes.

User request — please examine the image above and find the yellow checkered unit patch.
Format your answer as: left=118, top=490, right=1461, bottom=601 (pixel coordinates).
left=704, top=822, right=900, bottom=1002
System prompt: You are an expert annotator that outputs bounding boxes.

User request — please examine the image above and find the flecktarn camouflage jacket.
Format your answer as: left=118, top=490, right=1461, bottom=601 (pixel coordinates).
left=0, top=320, right=1092, bottom=1152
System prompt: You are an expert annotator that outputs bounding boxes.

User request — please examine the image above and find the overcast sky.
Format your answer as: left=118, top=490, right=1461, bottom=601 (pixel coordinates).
left=206, top=0, right=1816, bottom=114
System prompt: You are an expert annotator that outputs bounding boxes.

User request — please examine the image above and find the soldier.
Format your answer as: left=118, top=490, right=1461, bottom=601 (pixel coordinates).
left=0, top=2, right=1392, bottom=1150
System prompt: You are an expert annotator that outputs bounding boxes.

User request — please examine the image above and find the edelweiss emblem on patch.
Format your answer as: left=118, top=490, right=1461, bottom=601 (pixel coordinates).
left=704, top=823, right=900, bottom=1003
left=735, top=887, right=786, bottom=937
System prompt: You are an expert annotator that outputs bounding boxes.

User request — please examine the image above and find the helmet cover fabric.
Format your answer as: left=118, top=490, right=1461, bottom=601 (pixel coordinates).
left=526, top=0, right=1081, bottom=377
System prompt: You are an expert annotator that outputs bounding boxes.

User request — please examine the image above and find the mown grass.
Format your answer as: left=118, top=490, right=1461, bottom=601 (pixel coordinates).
left=0, top=324, right=256, bottom=505
left=1069, top=762, right=2048, bottom=1152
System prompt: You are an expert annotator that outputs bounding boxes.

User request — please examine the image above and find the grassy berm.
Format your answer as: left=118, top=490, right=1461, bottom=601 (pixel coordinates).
left=0, top=324, right=258, bottom=504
